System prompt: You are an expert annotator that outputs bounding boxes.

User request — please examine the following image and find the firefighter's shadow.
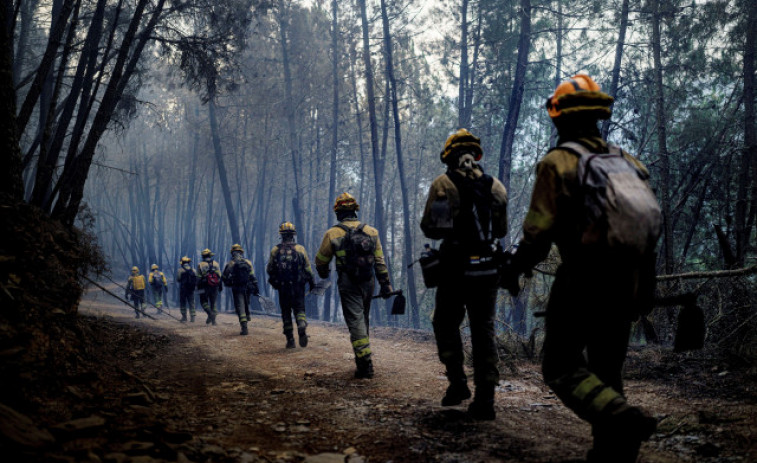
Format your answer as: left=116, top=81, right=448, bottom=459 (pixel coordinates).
left=418, top=408, right=475, bottom=432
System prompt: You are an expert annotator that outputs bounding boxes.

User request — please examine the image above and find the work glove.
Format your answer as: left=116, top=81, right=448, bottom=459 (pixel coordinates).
left=379, top=282, right=394, bottom=299
left=308, top=279, right=315, bottom=293
left=218, top=284, right=223, bottom=293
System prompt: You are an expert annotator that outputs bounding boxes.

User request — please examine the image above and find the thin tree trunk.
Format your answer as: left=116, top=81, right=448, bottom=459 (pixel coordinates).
left=208, top=96, right=240, bottom=244
left=380, top=0, right=419, bottom=329
left=601, top=0, right=630, bottom=139
left=0, top=0, right=24, bottom=199
left=498, top=0, right=531, bottom=199
left=736, top=0, right=756, bottom=266
left=323, top=0, right=340, bottom=322
left=651, top=0, right=674, bottom=274
left=277, top=6, right=305, bottom=237
left=358, top=0, right=387, bottom=252
left=458, top=0, right=469, bottom=128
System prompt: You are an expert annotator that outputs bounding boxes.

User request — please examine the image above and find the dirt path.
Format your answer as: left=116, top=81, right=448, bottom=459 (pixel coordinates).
left=72, top=288, right=756, bottom=463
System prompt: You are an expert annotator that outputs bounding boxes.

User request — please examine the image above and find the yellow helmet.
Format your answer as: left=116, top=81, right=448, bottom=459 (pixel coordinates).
left=151, top=264, right=159, bottom=270
left=333, top=192, right=359, bottom=212
left=546, top=74, right=613, bottom=120
left=131, top=266, right=139, bottom=274
left=180, top=256, right=191, bottom=264
left=230, top=243, right=244, bottom=253
left=279, top=221, right=296, bottom=234
left=201, top=248, right=214, bottom=257
left=440, top=128, right=482, bottom=163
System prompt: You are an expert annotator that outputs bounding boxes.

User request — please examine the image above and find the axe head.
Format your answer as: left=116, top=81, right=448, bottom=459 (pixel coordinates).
left=391, top=293, right=406, bottom=315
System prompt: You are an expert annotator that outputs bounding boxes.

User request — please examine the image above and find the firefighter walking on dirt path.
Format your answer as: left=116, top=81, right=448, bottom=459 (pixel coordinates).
left=420, top=128, right=508, bottom=421
left=176, top=256, right=198, bottom=323
left=505, top=74, right=660, bottom=462
left=148, top=264, right=167, bottom=313
left=197, top=248, right=223, bottom=326
left=267, top=222, right=316, bottom=349
left=126, top=266, right=147, bottom=318
left=222, top=244, right=259, bottom=336
left=315, top=193, right=394, bottom=379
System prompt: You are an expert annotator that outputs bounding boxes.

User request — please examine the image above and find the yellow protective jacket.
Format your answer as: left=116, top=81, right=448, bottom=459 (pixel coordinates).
left=266, top=241, right=315, bottom=285
left=315, top=218, right=390, bottom=285
left=420, top=164, right=508, bottom=242
left=128, top=274, right=146, bottom=291
left=518, top=136, right=649, bottom=268
left=148, top=270, right=167, bottom=287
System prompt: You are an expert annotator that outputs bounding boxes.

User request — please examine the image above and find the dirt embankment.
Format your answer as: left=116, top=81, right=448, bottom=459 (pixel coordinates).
left=0, top=286, right=753, bottom=463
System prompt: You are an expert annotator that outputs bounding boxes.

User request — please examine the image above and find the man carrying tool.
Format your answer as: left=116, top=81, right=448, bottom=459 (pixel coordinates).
left=126, top=266, right=147, bottom=318
left=316, top=193, right=394, bottom=379
left=420, top=128, right=508, bottom=420
left=222, top=244, right=259, bottom=336
left=267, top=222, right=316, bottom=348
left=176, top=256, right=198, bottom=323
left=197, top=248, right=223, bottom=325
left=148, top=264, right=167, bottom=313
left=506, top=74, right=660, bottom=462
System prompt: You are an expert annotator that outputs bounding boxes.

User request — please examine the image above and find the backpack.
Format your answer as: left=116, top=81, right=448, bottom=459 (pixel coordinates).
left=446, top=171, right=499, bottom=279
left=205, top=262, right=221, bottom=287
left=180, top=265, right=197, bottom=290
left=231, top=258, right=252, bottom=288
left=557, top=142, right=662, bottom=255
left=335, top=223, right=376, bottom=282
left=151, top=271, right=164, bottom=289
left=274, top=243, right=303, bottom=284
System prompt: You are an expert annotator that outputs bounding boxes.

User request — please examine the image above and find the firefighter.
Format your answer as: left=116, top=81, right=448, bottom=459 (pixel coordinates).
left=315, top=193, right=394, bottom=379
left=222, top=244, right=259, bottom=336
left=197, top=248, right=223, bottom=325
left=506, top=74, right=658, bottom=462
left=267, top=222, right=316, bottom=348
left=126, top=266, right=146, bottom=318
left=420, top=128, right=508, bottom=420
left=176, top=257, right=198, bottom=323
left=148, top=264, right=167, bottom=313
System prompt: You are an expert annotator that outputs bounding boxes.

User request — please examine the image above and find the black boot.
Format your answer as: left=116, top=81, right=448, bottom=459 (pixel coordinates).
left=355, top=357, right=374, bottom=379
left=190, top=314, right=196, bottom=323
left=240, top=321, right=248, bottom=335
left=285, top=333, right=296, bottom=349
left=211, top=312, right=217, bottom=326
left=298, top=327, right=308, bottom=348
left=180, top=314, right=187, bottom=323
left=468, top=386, right=495, bottom=420
left=441, top=378, right=472, bottom=406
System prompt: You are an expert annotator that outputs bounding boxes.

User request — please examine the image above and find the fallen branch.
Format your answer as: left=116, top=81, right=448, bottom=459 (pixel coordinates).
left=657, top=265, right=757, bottom=281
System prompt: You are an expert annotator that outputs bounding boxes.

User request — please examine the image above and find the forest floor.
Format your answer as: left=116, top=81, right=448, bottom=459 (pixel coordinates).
left=6, top=285, right=756, bottom=463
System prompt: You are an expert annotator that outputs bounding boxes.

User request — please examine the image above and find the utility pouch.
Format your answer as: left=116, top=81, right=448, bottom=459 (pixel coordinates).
left=463, top=254, right=499, bottom=279
left=419, top=248, right=442, bottom=288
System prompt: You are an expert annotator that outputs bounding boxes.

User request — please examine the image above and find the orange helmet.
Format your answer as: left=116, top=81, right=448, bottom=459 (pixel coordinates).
left=440, top=128, right=482, bottom=163
left=546, top=74, right=613, bottom=120
left=279, top=222, right=296, bottom=234
left=334, top=192, right=360, bottom=212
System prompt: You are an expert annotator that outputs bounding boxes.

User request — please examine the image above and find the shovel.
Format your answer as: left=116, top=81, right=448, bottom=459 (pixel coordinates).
left=372, top=290, right=406, bottom=315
